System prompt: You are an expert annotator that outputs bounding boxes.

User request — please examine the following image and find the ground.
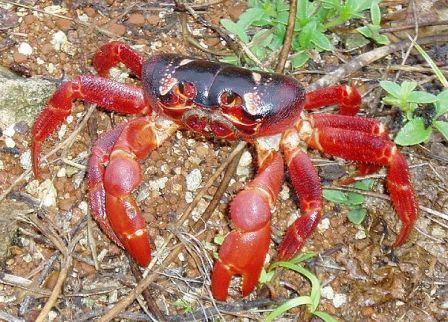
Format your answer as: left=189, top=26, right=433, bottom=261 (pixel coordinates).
left=0, top=0, right=447, bottom=321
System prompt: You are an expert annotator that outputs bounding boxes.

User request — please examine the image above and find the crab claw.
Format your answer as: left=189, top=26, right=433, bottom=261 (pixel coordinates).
left=211, top=224, right=271, bottom=301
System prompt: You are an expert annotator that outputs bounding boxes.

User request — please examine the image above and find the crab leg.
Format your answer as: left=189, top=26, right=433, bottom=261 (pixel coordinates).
left=31, top=76, right=150, bottom=178
left=278, top=136, right=323, bottom=260
left=297, top=115, right=418, bottom=246
left=304, top=85, right=361, bottom=116
left=92, top=116, right=178, bottom=266
left=211, top=151, right=284, bottom=301
left=93, top=41, right=144, bottom=78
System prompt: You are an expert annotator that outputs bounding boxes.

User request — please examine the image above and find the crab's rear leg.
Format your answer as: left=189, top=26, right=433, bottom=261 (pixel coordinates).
left=278, top=135, right=323, bottom=260
left=31, top=76, right=150, bottom=178
left=304, top=85, right=362, bottom=116
left=93, top=41, right=144, bottom=78
left=92, top=116, right=178, bottom=266
left=299, top=115, right=418, bottom=247
left=211, top=151, right=284, bottom=301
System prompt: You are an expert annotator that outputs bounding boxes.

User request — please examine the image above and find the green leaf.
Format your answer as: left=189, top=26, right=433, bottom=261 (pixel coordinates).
left=433, top=121, right=448, bottom=141
left=346, top=192, right=364, bottom=205
left=271, top=261, right=320, bottom=312
left=370, top=0, right=381, bottom=26
left=435, top=90, right=448, bottom=118
left=380, top=81, right=402, bottom=98
left=314, top=311, right=339, bottom=322
left=237, top=7, right=265, bottom=29
left=289, top=251, right=317, bottom=264
left=213, top=234, right=225, bottom=245
left=311, top=32, right=333, bottom=51
left=345, top=32, right=370, bottom=49
left=258, top=268, right=275, bottom=284
left=323, top=189, right=348, bottom=203
left=219, top=55, right=240, bottom=65
left=291, top=51, right=310, bottom=68
left=356, top=25, right=373, bottom=38
left=407, top=91, right=438, bottom=104
left=220, top=18, right=249, bottom=43
left=394, top=118, right=433, bottom=146
left=353, top=179, right=374, bottom=190
left=372, top=33, right=390, bottom=45
left=298, top=20, right=317, bottom=48
left=400, top=80, right=418, bottom=97
left=347, top=208, right=368, bottom=225
left=265, top=296, right=313, bottom=322
left=414, top=42, right=448, bottom=88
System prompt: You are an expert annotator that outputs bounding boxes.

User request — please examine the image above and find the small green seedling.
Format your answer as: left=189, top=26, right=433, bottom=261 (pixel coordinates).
left=173, top=299, right=194, bottom=314
left=356, top=0, right=389, bottom=45
left=380, top=81, right=448, bottom=145
left=220, top=0, right=384, bottom=68
left=263, top=251, right=338, bottom=322
left=323, top=179, right=374, bottom=225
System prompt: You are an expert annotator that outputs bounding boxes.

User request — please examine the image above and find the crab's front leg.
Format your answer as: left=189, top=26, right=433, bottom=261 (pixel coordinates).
left=88, top=116, right=178, bottom=266
left=31, top=76, right=150, bottom=178
left=211, top=149, right=284, bottom=301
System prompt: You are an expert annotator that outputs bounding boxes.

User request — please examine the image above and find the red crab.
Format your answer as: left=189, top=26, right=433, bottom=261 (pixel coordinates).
left=31, top=42, right=418, bottom=301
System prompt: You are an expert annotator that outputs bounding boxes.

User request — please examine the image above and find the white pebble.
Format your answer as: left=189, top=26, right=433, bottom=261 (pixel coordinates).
left=78, top=13, right=89, bottom=22
left=185, top=191, right=193, bottom=203
left=51, top=30, right=68, bottom=51
left=66, top=115, right=74, bottom=124
left=238, top=151, right=253, bottom=167
left=355, top=228, right=367, bottom=240
left=332, top=293, right=347, bottom=308
left=20, top=150, right=32, bottom=170
left=36, top=57, right=45, bottom=65
left=57, top=124, right=67, bottom=139
left=186, top=169, right=202, bottom=191
left=47, top=63, right=56, bottom=74
left=321, top=285, right=334, bottom=299
left=317, top=218, right=330, bottom=233
left=148, top=177, right=168, bottom=191
left=3, top=125, right=15, bottom=137
left=0, top=160, right=4, bottom=170
left=56, top=167, right=66, bottom=177
left=18, top=42, right=33, bottom=56
left=38, top=179, right=58, bottom=208
left=5, top=137, right=15, bottom=148
left=279, top=185, right=290, bottom=201
left=78, top=201, right=88, bottom=215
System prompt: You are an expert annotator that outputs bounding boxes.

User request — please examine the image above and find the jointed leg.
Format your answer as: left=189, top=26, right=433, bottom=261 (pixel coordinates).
left=89, top=116, right=178, bottom=266
left=304, top=85, right=361, bottom=116
left=93, top=41, right=144, bottom=78
left=211, top=150, right=284, bottom=300
left=31, top=76, right=150, bottom=178
left=279, top=135, right=323, bottom=260
left=297, top=118, right=418, bottom=246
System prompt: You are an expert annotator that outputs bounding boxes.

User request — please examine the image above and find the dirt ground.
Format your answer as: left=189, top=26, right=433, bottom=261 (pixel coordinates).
left=0, top=0, right=447, bottom=321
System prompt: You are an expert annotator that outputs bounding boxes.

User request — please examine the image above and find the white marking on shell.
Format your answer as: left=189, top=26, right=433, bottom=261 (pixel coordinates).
left=159, top=76, right=178, bottom=95
left=179, top=58, right=194, bottom=66
left=252, top=72, right=262, bottom=84
left=243, top=92, right=262, bottom=115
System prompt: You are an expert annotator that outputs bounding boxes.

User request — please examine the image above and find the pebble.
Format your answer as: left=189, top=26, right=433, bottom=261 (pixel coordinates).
left=0, top=160, right=4, bottom=170
left=23, top=14, right=36, bottom=25
left=186, top=169, right=202, bottom=191
left=321, top=285, right=335, bottom=299
left=355, top=228, right=367, bottom=240
left=127, top=13, right=145, bottom=26
left=3, top=125, right=15, bottom=137
left=19, top=150, right=31, bottom=170
left=317, top=217, right=330, bottom=232
left=83, top=7, right=96, bottom=18
left=108, top=23, right=126, bottom=36
left=146, top=14, right=160, bottom=26
left=5, top=137, right=15, bottom=148
left=279, top=185, right=290, bottom=201
left=51, top=30, right=68, bottom=51
left=55, top=18, right=72, bottom=31
left=56, top=167, right=66, bottom=177
left=332, top=293, right=347, bottom=308
left=18, top=42, right=33, bottom=56
left=13, top=52, right=27, bottom=63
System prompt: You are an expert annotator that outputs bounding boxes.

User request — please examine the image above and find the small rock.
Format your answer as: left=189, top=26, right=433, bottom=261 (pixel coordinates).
left=355, top=228, right=367, bottom=240
left=127, top=13, right=145, bottom=26
left=23, top=15, right=36, bottom=25
left=84, top=7, right=96, bottom=18
left=317, top=217, right=330, bottom=233
left=20, top=150, right=31, bottom=170
left=55, top=17, right=72, bottom=31
left=186, top=169, right=202, bottom=191
left=238, top=151, right=252, bottom=167
left=321, top=285, right=335, bottom=299
left=279, top=185, right=290, bottom=201
left=13, top=52, right=27, bottom=64
left=146, top=14, right=160, bottom=26
left=5, top=137, right=15, bottom=148
left=333, top=293, right=347, bottom=308
left=56, top=167, right=66, bottom=177
left=3, top=125, right=15, bottom=137
left=108, top=23, right=126, bottom=36
left=18, top=42, right=33, bottom=56
left=51, top=30, right=68, bottom=51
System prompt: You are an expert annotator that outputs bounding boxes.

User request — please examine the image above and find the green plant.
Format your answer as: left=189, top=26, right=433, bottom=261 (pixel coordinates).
left=323, top=179, right=374, bottom=225
left=356, top=0, right=389, bottom=45
left=262, top=252, right=338, bottom=322
left=173, top=299, right=194, bottom=314
left=380, top=81, right=448, bottom=145
left=220, top=0, right=386, bottom=68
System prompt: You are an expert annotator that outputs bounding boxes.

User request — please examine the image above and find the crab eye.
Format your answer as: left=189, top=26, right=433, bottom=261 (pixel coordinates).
left=220, top=91, right=242, bottom=107
left=177, top=81, right=196, bottom=99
